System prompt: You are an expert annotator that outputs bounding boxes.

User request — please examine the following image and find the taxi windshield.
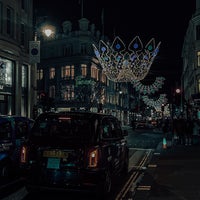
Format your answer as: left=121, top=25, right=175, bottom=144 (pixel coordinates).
left=31, top=115, right=92, bottom=140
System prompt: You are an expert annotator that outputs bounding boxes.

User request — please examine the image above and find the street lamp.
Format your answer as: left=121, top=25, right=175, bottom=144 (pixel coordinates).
left=29, top=22, right=55, bottom=117
left=175, top=88, right=181, bottom=94
left=41, top=24, right=55, bottom=39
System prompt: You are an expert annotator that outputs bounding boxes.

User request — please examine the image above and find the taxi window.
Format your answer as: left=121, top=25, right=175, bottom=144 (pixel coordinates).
left=101, top=117, right=122, bottom=139
left=0, top=121, right=12, bottom=140
left=101, top=118, right=113, bottom=139
left=15, top=121, right=29, bottom=139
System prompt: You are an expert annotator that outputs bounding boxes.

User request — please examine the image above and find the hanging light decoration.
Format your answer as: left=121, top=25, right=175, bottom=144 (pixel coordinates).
left=142, top=94, right=167, bottom=111
left=93, top=36, right=161, bottom=82
left=132, top=76, right=165, bottom=94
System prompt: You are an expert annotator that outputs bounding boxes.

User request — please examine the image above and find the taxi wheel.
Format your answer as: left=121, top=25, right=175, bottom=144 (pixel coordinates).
left=97, top=169, right=112, bottom=197
left=121, top=152, right=129, bottom=175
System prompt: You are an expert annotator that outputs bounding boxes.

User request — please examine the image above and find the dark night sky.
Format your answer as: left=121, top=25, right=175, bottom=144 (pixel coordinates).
left=34, top=0, right=196, bottom=99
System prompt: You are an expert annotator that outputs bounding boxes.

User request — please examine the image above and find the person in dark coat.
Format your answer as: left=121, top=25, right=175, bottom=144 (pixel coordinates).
left=173, top=116, right=186, bottom=145
left=185, top=117, right=194, bottom=145
left=162, top=118, right=169, bottom=138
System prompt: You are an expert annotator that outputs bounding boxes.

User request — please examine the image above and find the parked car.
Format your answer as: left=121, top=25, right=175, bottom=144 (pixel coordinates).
left=0, top=115, right=34, bottom=180
left=20, top=111, right=129, bottom=197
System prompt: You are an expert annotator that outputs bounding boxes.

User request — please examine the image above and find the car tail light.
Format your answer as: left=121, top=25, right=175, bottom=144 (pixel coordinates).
left=20, top=145, right=28, bottom=163
left=88, top=148, right=99, bottom=168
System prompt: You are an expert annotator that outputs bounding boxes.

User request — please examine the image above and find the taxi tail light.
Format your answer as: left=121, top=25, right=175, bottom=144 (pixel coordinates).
left=88, top=148, right=99, bottom=168
left=20, top=145, right=28, bottom=163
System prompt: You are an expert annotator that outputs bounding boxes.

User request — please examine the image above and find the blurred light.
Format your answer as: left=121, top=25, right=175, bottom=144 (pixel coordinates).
left=44, top=29, right=53, bottom=37
left=175, top=88, right=181, bottom=94
left=41, top=24, right=55, bottom=38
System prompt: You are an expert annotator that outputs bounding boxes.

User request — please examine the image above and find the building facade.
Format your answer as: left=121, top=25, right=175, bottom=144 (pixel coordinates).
left=0, top=0, right=34, bottom=117
left=36, top=17, right=130, bottom=124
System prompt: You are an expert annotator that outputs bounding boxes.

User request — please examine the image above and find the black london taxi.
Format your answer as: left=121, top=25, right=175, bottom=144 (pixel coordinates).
left=20, top=111, right=129, bottom=197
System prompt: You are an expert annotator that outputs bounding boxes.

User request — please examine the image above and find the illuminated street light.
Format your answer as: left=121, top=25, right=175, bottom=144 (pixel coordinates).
left=175, top=88, right=181, bottom=94
left=41, top=25, right=55, bottom=38
left=43, top=29, right=53, bottom=37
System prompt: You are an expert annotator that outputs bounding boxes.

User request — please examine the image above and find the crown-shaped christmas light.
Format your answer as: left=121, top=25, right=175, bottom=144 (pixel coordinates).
left=93, top=36, right=161, bottom=82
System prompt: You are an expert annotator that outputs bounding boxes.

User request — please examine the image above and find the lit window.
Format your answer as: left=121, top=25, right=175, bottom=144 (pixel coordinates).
left=81, top=64, right=87, bottom=77
left=61, top=66, right=70, bottom=78
left=91, top=64, right=98, bottom=79
left=101, top=73, right=107, bottom=83
left=22, top=65, right=28, bottom=88
left=197, top=51, right=200, bottom=67
left=37, top=69, right=43, bottom=80
left=61, top=85, right=74, bottom=100
left=71, top=65, right=74, bottom=79
left=49, top=67, right=55, bottom=79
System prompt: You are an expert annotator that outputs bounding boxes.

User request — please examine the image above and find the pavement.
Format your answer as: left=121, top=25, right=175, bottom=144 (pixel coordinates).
left=134, top=134, right=200, bottom=200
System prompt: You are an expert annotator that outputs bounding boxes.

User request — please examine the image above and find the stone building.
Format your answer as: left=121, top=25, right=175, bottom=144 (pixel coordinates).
left=36, top=17, right=130, bottom=124
left=0, top=0, right=34, bottom=117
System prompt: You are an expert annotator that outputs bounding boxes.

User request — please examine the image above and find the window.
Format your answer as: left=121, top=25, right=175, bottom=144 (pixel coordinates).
left=20, top=23, right=25, bottom=46
left=196, top=25, right=200, bottom=40
left=101, top=72, right=107, bottom=83
left=198, top=79, right=200, bottom=93
left=49, top=85, right=55, bottom=98
left=22, top=65, right=28, bottom=88
left=197, top=51, right=200, bottom=67
left=65, top=45, right=73, bottom=56
left=91, top=64, right=98, bottom=80
left=101, top=118, right=121, bottom=139
left=61, top=85, right=74, bottom=100
left=6, top=6, right=14, bottom=37
left=61, top=66, right=70, bottom=78
left=0, top=59, right=13, bottom=86
left=15, top=121, right=28, bottom=139
left=21, top=0, right=26, bottom=10
left=0, top=2, right=3, bottom=33
left=81, top=64, right=87, bottom=77
left=37, top=69, right=43, bottom=80
left=81, top=44, right=86, bottom=54
left=0, top=121, right=12, bottom=139
left=21, top=65, right=28, bottom=116
left=71, top=65, right=74, bottom=79
left=101, top=119, right=112, bottom=138
left=61, top=65, right=74, bottom=79
left=49, top=67, right=55, bottom=79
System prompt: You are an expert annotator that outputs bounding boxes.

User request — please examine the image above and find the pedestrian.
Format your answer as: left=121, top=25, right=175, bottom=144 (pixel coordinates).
left=173, top=115, right=186, bottom=145
left=162, top=118, right=169, bottom=138
left=131, top=119, right=135, bottom=130
left=185, top=117, right=194, bottom=145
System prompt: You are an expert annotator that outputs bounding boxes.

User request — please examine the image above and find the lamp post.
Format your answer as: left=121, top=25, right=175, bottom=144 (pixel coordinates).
left=29, top=22, right=54, bottom=118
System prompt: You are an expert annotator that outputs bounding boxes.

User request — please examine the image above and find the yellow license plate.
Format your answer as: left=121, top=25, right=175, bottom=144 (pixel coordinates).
left=43, top=150, right=68, bottom=158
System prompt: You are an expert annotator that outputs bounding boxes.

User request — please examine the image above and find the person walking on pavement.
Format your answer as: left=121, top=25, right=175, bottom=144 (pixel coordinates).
left=173, top=115, right=186, bottom=145
left=162, top=118, right=169, bottom=138
left=161, top=118, right=170, bottom=148
left=185, top=117, right=194, bottom=145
